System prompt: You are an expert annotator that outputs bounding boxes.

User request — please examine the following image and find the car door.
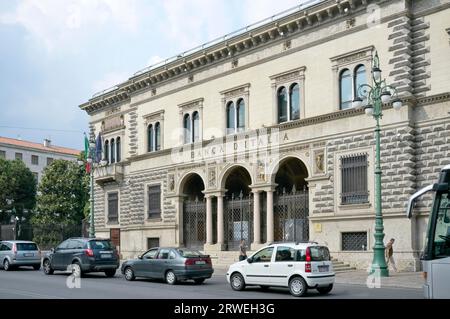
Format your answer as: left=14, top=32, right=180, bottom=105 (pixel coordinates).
left=0, top=243, right=10, bottom=264
left=153, top=248, right=172, bottom=279
left=243, top=247, right=274, bottom=285
left=270, top=246, right=297, bottom=286
left=52, top=240, right=69, bottom=269
left=134, top=248, right=159, bottom=278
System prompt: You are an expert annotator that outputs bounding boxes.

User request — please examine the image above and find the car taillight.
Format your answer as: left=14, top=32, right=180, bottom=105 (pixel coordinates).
left=306, top=247, right=311, bottom=262
left=305, top=263, right=311, bottom=273
left=205, top=257, right=211, bottom=264
left=12, top=244, right=17, bottom=255
left=85, top=249, right=94, bottom=257
left=185, top=259, right=195, bottom=266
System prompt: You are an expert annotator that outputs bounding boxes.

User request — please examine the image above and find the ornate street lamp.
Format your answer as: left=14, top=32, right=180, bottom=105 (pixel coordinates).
left=88, top=138, right=96, bottom=238
left=352, top=51, right=403, bottom=277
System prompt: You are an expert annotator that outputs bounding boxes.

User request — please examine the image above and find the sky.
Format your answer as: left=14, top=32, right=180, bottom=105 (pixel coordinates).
left=0, top=0, right=309, bottom=150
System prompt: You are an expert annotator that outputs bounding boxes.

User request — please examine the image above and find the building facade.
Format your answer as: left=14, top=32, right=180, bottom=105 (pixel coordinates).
left=0, top=137, right=80, bottom=182
left=80, top=0, right=450, bottom=271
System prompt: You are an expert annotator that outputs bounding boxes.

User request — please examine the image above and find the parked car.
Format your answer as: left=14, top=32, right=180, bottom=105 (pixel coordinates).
left=42, top=238, right=119, bottom=277
left=121, top=247, right=213, bottom=284
left=0, top=240, right=42, bottom=271
left=226, top=242, right=335, bottom=297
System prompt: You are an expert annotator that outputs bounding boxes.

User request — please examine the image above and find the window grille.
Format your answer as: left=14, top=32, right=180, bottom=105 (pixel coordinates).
left=342, top=232, right=367, bottom=251
left=341, top=154, right=368, bottom=204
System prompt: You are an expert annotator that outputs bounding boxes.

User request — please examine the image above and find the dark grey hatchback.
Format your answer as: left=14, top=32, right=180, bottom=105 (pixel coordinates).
left=42, top=238, right=119, bottom=277
left=121, top=248, right=213, bottom=284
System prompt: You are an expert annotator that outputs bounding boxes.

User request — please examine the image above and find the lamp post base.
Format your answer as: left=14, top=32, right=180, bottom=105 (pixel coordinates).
left=369, top=247, right=389, bottom=277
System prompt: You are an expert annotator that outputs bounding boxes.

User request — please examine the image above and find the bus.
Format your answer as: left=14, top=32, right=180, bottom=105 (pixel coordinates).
left=407, top=164, right=450, bottom=299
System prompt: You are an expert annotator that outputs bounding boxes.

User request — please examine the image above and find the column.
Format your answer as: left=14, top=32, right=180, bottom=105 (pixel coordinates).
left=252, top=191, right=261, bottom=245
left=217, top=195, right=224, bottom=246
left=266, top=190, right=274, bottom=244
left=206, top=195, right=213, bottom=245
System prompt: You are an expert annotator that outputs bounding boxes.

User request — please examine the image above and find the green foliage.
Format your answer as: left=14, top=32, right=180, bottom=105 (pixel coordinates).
left=0, top=158, right=37, bottom=223
left=32, top=159, right=89, bottom=229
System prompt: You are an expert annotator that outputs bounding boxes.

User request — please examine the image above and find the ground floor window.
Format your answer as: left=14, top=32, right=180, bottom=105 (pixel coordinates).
left=342, top=232, right=367, bottom=251
left=147, top=237, right=160, bottom=250
left=107, top=192, right=119, bottom=224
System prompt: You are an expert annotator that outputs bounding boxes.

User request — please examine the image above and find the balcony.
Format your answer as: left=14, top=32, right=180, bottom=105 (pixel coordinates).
left=94, top=163, right=123, bottom=185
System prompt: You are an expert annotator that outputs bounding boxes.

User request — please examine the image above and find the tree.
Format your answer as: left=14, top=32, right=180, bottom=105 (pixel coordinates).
left=0, top=158, right=36, bottom=224
left=32, top=159, right=89, bottom=247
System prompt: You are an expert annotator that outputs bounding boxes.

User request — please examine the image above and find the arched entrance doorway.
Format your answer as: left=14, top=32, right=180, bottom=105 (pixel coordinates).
left=223, top=166, right=253, bottom=250
left=181, top=173, right=206, bottom=249
left=274, top=157, right=309, bottom=242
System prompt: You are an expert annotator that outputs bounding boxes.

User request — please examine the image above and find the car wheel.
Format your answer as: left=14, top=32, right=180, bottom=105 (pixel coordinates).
left=317, top=284, right=333, bottom=295
left=289, top=276, right=307, bottom=297
left=230, top=273, right=245, bottom=291
left=33, top=264, right=41, bottom=271
left=194, top=278, right=205, bottom=284
left=165, top=270, right=177, bottom=285
left=104, top=269, right=116, bottom=278
left=71, top=262, right=83, bottom=278
left=124, top=267, right=135, bottom=281
left=260, top=285, right=270, bottom=291
left=43, top=259, right=54, bottom=275
left=3, top=259, right=12, bottom=271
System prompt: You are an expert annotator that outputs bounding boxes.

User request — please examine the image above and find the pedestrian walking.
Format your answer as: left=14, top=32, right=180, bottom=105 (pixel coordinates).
left=385, top=238, right=398, bottom=272
left=239, top=239, right=248, bottom=261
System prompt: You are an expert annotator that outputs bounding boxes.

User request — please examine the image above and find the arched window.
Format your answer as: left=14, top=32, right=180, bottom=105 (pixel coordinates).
left=226, top=101, right=235, bottom=134
left=354, top=64, right=366, bottom=99
left=147, top=124, right=154, bottom=152
left=183, top=114, right=191, bottom=144
left=116, top=137, right=121, bottom=162
left=155, top=122, right=161, bottom=151
left=192, top=111, right=200, bottom=142
left=277, top=87, right=288, bottom=123
left=237, top=99, right=245, bottom=131
left=110, top=138, right=115, bottom=164
left=104, top=140, right=109, bottom=163
left=340, top=69, right=352, bottom=110
left=289, top=83, right=300, bottom=121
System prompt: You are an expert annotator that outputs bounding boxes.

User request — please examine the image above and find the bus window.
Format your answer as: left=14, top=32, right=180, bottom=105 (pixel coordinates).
left=433, top=192, right=450, bottom=258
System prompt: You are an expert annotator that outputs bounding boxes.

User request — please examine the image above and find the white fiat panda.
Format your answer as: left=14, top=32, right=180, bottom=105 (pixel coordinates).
left=226, top=242, right=335, bottom=297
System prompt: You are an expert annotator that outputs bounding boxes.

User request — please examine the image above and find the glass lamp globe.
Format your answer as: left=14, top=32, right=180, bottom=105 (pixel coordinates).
left=392, top=99, right=403, bottom=110
left=381, top=91, right=391, bottom=104
left=365, top=106, right=374, bottom=116
left=372, top=67, right=382, bottom=82
left=352, top=97, right=363, bottom=109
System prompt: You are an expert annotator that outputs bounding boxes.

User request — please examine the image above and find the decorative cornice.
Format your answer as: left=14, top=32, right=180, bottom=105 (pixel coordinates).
left=143, top=110, right=165, bottom=122
left=178, top=98, right=204, bottom=112
left=220, top=83, right=250, bottom=99
left=270, top=66, right=306, bottom=85
left=416, top=92, right=450, bottom=107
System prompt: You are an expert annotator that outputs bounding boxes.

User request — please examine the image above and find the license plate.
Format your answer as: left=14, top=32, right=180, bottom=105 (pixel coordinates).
left=23, top=253, right=34, bottom=257
left=195, top=261, right=206, bottom=265
left=318, top=265, right=329, bottom=272
left=101, top=254, right=112, bottom=259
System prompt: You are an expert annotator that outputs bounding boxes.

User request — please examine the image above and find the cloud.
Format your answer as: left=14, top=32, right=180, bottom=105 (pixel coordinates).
left=0, top=0, right=142, bottom=53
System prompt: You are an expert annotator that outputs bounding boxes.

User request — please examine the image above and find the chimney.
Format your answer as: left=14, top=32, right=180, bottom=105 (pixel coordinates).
left=44, top=138, right=51, bottom=147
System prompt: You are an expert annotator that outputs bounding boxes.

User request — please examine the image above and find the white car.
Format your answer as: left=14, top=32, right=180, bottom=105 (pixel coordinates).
left=226, top=242, right=335, bottom=297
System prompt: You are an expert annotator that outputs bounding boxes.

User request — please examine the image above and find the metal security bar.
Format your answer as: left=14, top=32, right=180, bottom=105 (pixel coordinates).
left=341, top=154, right=369, bottom=204
left=183, top=197, right=206, bottom=250
left=342, top=232, right=368, bottom=251
left=224, top=192, right=253, bottom=251
left=274, top=186, right=309, bottom=242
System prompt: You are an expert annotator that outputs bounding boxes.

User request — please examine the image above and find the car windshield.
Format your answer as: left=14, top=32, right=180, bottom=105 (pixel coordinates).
left=177, top=249, right=203, bottom=257
left=89, top=240, right=113, bottom=250
left=16, top=243, right=38, bottom=251
left=309, top=246, right=330, bottom=261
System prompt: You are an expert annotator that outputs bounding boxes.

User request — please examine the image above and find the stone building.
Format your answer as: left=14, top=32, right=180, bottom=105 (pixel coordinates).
left=0, top=136, right=80, bottom=182
left=79, top=0, right=450, bottom=271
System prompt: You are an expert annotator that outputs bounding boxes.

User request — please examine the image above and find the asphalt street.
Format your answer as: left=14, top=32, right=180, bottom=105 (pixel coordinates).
left=0, top=267, right=423, bottom=299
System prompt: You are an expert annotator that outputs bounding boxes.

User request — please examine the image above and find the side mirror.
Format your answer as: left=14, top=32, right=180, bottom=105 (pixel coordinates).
left=247, top=257, right=253, bottom=264
left=138, top=255, right=143, bottom=260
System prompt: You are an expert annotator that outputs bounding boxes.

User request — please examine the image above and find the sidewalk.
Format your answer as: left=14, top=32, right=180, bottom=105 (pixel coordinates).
left=212, top=268, right=423, bottom=289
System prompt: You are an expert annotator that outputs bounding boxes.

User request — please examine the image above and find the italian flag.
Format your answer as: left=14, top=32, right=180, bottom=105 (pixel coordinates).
left=84, top=134, right=91, bottom=173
